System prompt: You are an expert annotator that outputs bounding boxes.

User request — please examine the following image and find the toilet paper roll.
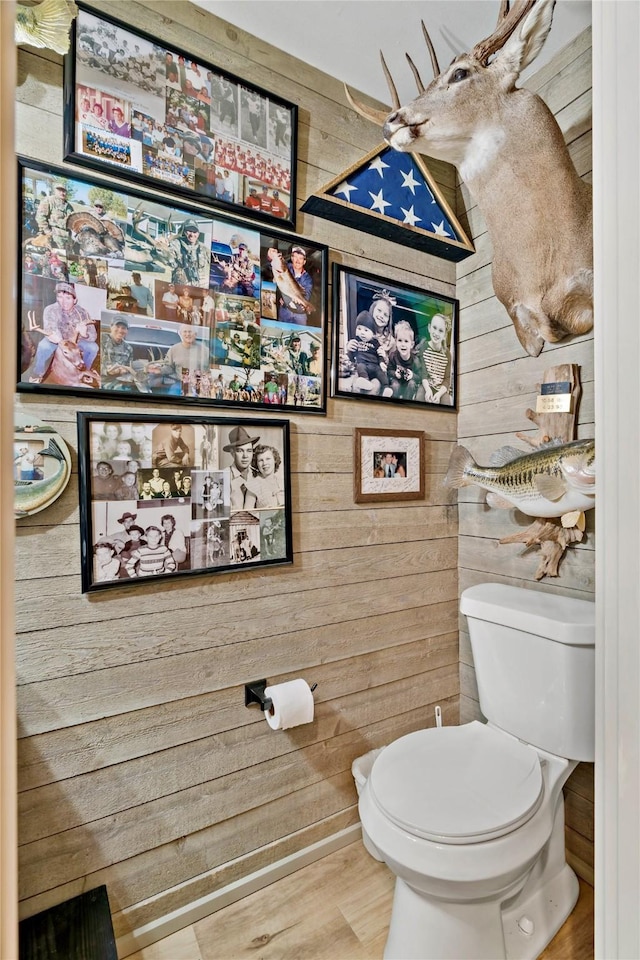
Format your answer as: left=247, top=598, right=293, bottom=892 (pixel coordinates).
left=264, top=679, right=315, bottom=730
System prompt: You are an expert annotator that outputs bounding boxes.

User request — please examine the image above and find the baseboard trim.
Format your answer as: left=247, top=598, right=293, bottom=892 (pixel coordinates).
left=116, top=823, right=362, bottom=958
left=567, top=850, right=594, bottom=888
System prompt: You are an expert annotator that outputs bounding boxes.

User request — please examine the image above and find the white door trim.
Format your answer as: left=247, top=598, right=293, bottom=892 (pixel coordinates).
left=0, top=2, right=17, bottom=957
left=593, top=2, right=640, bottom=957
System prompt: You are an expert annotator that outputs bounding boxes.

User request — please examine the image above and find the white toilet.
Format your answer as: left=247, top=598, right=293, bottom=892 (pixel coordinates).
left=358, top=582, right=595, bottom=960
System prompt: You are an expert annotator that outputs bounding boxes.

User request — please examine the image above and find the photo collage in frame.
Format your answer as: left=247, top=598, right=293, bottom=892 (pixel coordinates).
left=18, top=159, right=327, bottom=411
left=65, top=3, right=297, bottom=227
left=78, top=413, right=292, bottom=592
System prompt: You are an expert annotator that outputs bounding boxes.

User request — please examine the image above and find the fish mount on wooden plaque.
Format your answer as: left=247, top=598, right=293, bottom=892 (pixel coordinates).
left=15, top=0, right=77, bottom=55
left=445, top=364, right=595, bottom=580
left=300, top=143, right=474, bottom=263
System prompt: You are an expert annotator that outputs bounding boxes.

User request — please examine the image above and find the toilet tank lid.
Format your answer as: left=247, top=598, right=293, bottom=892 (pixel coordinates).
left=460, top=583, right=595, bottom=646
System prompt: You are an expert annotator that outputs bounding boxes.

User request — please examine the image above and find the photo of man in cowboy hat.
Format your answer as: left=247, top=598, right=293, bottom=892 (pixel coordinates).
left=223, top=425, right=260, bottom=510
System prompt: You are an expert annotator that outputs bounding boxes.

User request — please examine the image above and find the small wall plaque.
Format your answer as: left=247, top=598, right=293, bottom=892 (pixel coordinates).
left=536, top=380, right=573, bottom=413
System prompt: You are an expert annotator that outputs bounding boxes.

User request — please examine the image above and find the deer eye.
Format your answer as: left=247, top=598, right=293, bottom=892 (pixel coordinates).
left=450, top=68, right=469, bottom=83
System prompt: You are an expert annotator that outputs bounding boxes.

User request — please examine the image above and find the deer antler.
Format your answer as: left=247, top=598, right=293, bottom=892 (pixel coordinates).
left=406, top=54, right=425, bottom=94
left=131, top=201, right=145, bottom=229
left=343, top=48, right=401, bottom=123
left=27, top=311, right=44, bottom=334
left=380, top=51, right=400, bottom=110
left=345, top=16, right=444, bottom=119
left=421, top=20, right=441, bottom=78
left=343, top=84, right=389, bottom=126
left=471, top=0, right=536, bottom=64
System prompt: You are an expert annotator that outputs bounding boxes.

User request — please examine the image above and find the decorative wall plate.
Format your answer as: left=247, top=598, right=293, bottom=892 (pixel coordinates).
left=14, top=414, right=72, bottom=518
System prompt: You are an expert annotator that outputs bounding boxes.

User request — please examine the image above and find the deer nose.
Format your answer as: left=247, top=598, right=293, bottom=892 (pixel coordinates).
left=382, top=120, right=396, bottom=141
left=383, top=112, right=404, bottom=142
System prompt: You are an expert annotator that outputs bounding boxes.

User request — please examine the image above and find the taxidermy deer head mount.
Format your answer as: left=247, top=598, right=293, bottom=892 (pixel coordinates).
left=346, top=0, right=593, bottom=357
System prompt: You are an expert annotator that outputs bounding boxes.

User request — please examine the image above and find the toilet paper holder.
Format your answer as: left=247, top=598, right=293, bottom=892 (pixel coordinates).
left=244, top=678, right=317, bottom=712
left=245, top=679, right=273, bottom=712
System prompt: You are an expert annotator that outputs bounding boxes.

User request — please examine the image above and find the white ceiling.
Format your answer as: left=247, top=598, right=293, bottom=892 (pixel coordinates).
left=191, top=0, right=591, bottom=106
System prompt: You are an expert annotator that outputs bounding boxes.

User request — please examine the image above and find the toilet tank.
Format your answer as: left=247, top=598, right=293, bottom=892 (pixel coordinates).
left=460, top=583, right=595, bottom=761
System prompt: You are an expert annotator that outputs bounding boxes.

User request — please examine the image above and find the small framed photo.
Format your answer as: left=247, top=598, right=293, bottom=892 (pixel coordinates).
left=354, top=428, right=425, bottom=504
left=332, top=264, right=458, bottom=410
left=77, top=412, right=292, bottom=592
left=64, top=3, right=297, bottom=228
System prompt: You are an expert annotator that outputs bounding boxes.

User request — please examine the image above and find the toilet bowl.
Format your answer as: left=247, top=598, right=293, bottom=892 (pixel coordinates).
left=358, top=583, right=595, bottom=960
left=360, top=722, right=577, bottom=959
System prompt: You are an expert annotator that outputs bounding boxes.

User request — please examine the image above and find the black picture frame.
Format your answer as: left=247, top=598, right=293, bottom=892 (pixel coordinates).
left=77, top=412, right=292, bottom=592
left=332, top=263, right=459, bottom=411
left=63, top=3, right=298, bottom=229
left=18, top=157, right=327, bottom=413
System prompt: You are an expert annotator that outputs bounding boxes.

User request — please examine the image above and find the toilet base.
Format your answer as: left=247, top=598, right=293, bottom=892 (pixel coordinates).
left=384, top=880, right=506, bottom=960
left=383, top=863, right=579, bottom=960
left=503, top=862, right=579, bottom=960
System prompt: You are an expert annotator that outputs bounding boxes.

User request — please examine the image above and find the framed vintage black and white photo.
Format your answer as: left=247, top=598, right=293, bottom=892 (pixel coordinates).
left=64, top=3, right=297, bottom=228
left=332, top=264, right=458, bottom=411
left=18, top=158, right=327, bottom=412
left=354, top=428, right=425, bottom=504
left=78, top=413, right=292, bottom=592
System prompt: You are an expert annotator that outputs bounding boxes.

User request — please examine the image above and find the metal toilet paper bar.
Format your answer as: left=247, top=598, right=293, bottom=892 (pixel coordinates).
left=244, top=679, right=317, bottom=712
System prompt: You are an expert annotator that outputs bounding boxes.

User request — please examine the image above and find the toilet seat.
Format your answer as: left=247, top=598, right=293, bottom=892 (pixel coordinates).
left=368, top=721, right=544, bottom=844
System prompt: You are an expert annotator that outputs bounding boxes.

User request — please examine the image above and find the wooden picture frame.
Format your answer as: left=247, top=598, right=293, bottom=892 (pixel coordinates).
left=354, top=428, right=425, bottom=504
left=77, top=412, right=292, bottom=592
left=18, top=158, right=327, bottom=413
left=64, top=3, right=297, bottom=228
left=332, top=264, right=458, bottom=411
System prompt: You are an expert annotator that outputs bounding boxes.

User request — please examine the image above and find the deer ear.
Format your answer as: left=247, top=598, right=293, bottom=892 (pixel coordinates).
left=492, top=0, right=556, bottom=87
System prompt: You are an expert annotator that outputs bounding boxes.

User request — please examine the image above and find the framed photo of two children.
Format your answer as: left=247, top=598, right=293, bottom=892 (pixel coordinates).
left=332, top=264, right=459, bottom=410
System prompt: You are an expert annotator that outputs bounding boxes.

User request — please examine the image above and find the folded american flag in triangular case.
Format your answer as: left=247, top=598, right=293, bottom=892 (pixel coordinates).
left=301, top=144, right=474, bottom=262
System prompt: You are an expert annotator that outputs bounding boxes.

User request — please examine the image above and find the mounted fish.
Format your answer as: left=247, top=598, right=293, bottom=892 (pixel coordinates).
left=15, top=0, right=76, bottom=55
left=445, top=438, right=595, bottom=524
left=346, top=0, right=593, bottom=357
left=14, top=416, right=72, bottom=519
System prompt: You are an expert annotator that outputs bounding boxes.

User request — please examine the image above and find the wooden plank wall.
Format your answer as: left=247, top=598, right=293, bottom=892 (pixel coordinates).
left=14, top=0, right=460, bottom=938
left=455, top=28, right=594, bottom=884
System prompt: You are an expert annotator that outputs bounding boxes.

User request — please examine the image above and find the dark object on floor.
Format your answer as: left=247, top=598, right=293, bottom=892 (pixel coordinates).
left=19, top=885, right=117, bottom=960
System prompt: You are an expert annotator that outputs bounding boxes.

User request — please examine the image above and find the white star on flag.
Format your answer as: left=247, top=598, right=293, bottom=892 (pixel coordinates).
left=369, top=189, right=392, bottom=214
left=431, top=220, right=451, bottom=236
left=400, top=169, right=421, bottom=195
left=334, top=180, right=358, bottom=201
left=401, top=205, right=422, bottom=226
left=324, top=146, right=461, bottom=244
left=368, top=155, right=390, bottom=178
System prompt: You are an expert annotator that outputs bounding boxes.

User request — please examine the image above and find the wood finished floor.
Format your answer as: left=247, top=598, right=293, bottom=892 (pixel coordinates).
left=122, top=840, right=594, bottom=960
